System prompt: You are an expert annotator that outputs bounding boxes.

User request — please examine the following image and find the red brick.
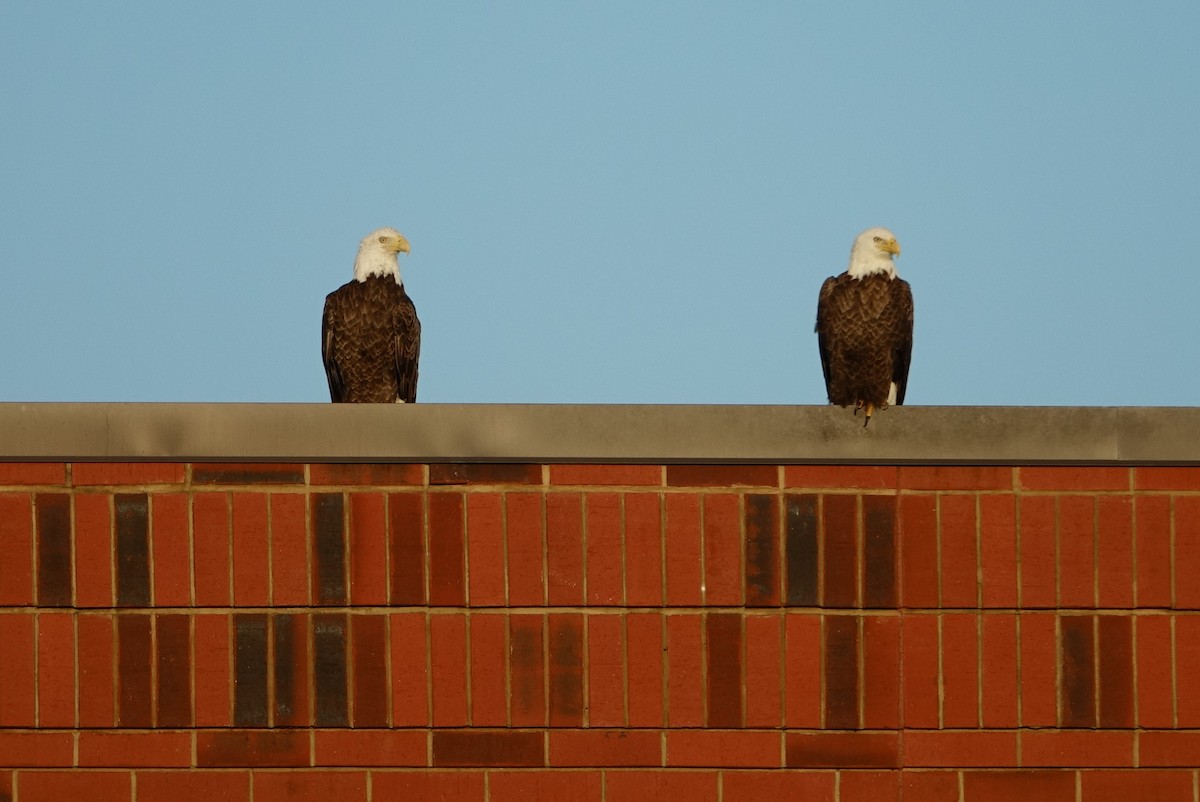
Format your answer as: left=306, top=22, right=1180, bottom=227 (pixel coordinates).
left=1080, top=769, right=1193, bottom=801
left=703, top=494, right=742, bottom=605
left=550, top=730, right=660, bottom=767
left=899, top=494, right=938, bottom=608
left=388, top=492, right=425, bottom=605
left=901, top=614, right=939, bottom=728
left=1019, top=496, right=1057, bottom=608
left=822, top=494, right=858, bottom=608
left=1022, top=730, right=1133, bottom=767
left=1097, top=496, right=1134, bottom=608
left=351, top=614, right=388, bottom=727
left=586, top=493, right=623, bottom=605
left=193, top=493, right=231, bottom=605
left=470, top=613, right=508, bottom=726
left=1019, top=466, right=1129, bottom=491
left=745, top=613, right=783, bottom=727
left=74, top=492, right=114, bottom=607
left=0, top=731, right=73, bottom=767
left=73, top=462, right=186, bottom=486
left=588, top=614, right=626, bottom=726
left=135, top=771, right=250, bottom=802
left=430, top=463, right=541, bottom=485
left=0, top=770, right=9, bottom=801
left=430, top=613, right=468, bottom=726
left=372, top=772, right=484, bottom=799
left=1135, top=495, right=1172, bottom=607
left=1136, top=615, right=1175, bottom=727
left=961, top=770, right=1075, bottom=801
left=0, top=495, right=33, bottom=605
left=626, top=612, right=664, bottom=728
left=940, top=494, right=979, bottom=608
left=263, top=496, right=306, bottom=607
left=549, top=613, right=584, bottom=726
left=196, top=730, right=309, bottom=767
left=605, top=771, right=718, bottom=801
left=1175, top=497, right=1200, bottom=610
left=1059, top=496, right=1096, bottom=608
left=348, top=493, right=387, bottom=605
left=1136, top=467, right=1200, bottom=491
left=1061, top=615, right=1096, bottom=727
left=117, top=614, right=153, bottom=727
left=466, top=493, right=506, bottom=606
left=0, top=462, right=64, bottom=485
left=309, top=463, right=424, bottom=485
left=941, top=613, right=980, bottom=727
left=253, top=771, right=366, bottom=802
left=898, top=466, right=1012, bottom=491
left=550, top=464, right=661, bottom=486
left=194, top=613, right=232, bottom=727
left=823, top=615, right=859, bottom=729
left=900, top=771, right=960, bottom=800
left=980, top=494, right=1018, bottom=607
left=546, top=493, right=584, bottom=605
left=837, top=770, right=898, bottom=801
left=78, top=731, right=191, bottom=767
left=625, top=493, right=663, bottom=606
left=981, top=613, right=1019, bottom=727
left=1140, top=731, right=1200, bottom=767
left=904, top=730, right=1018, bottom=766
left=784, top=465, right=897, bottom=489
left=78, top=613, right=116, bottom=727
left=1098, top=615, right=1133, bottom=728
left=784, top=614, right=822, bottom=727
left=506, top=492, right=545, bottom=606
left=489, top=771, right=603, bottom=801
left=666, top=465, right=776, bottom=488
left=156, top=613, right=191, bottom=727
left=667, top=613, right=704, bottom=727
left=863, top=615, right=900, bottom=729
left=707, top=613, right=744, bottom=728
left=429, top=492, right=466, bottom=606
left=1176, top=616, right=1200, bottom=726
left=668, top=730, right=779, bottom=767
left=149, top=493, right=189, bottom=606
left=722, top=771, right=835, bottom=801
left=509, top=613, right=545, bottom=727
left=432, top=730, right=543, bottom=767
left=36, top=612, right=74, bottom=727
left=230, top=493, right=268, bottom=606
left=314, top=730, right=426, bottom=766
left=665, top=493, right=703, bottom=605
left=785, top=731, right=900, bottom=768
left=389, top=612, right=429, bottom=727
left=1020, top=612, right=1058, bottom=727
left=192, top=463, right=304, bottom=485
left=17, top=771, right=130, bottom=801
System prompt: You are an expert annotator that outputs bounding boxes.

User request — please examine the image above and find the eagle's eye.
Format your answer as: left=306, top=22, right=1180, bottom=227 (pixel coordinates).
left=378, top=237, right=388, bottom=244
left=873, top=236, right=882, bottom=243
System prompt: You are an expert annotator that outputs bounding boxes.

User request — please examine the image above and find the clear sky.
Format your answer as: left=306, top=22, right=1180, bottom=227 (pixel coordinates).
left=2, top=3, right=1197, bottom=406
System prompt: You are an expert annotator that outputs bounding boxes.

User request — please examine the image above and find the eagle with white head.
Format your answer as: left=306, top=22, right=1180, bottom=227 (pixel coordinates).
left=815, top=227, right=913, bottom=425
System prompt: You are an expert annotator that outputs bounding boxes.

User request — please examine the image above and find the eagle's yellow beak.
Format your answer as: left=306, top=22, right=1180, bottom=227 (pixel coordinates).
left=880, top=238, right=900, bottom=256
left=395, top=237, right=411, bottom=255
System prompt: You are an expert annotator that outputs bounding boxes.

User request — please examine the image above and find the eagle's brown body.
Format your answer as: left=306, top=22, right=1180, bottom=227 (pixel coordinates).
left=816, top=272, right=913, bottom=411
left=322, top=275, right=420, bottom=403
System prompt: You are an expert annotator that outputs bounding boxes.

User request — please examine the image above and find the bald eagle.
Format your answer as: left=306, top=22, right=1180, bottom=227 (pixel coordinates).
left=815, top=227, right=913, bottom=425
left=322, top=227, right=421, bottom=403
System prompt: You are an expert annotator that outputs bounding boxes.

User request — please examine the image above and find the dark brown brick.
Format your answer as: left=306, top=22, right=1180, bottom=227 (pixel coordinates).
left=824, top=616, right=860, bottom=728
left=352, top=614, right=388, bottom=727
left=118, top=614, right=152, bottom=727
left=35, top=493, right=72, bottom=606
left=192, top=463, right=305, bottom=485
left=311, top=463, right=425, bottom=486
left=823, top=495, right=858, bottom=608
left=115, top=493, right=150, bottom=606
left=785, top=494, right=819, bottom=606
left=706, top=613, right=743, bottom=727
left=156, top=614, right=192, bottom=727
left=1099, top=615, right=1134, bottom=728
left=666, top=464, right=777, bottom=488
left=234, top=614, right=268, bottom=727
left=862, top=495, right=897, bottom=608
left=314, top=613, right=348, bottom=726
left=312, top=493, right=347, bottom=605
left=548, top=613, right=584, bottom=726
left=196, top=730, right=308, bottom=767
left=429, top=493, right=465, bottom=606
left=430, top=464, right=542, bottom=485
left=510, top=615, right=545, bottom=726
left=273, top=614, right=311, bottom=727
left=745, top=494, right=780, bottom=606
left=389, top=493, right=425, bottom=605
left=432, top=730, right=543, bottom=767
left=1061, top=616, right=1095, bottom=727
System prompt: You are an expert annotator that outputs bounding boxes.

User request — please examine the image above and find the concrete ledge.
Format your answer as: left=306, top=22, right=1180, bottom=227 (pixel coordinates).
left=0, top=403, right=1198, bottom=464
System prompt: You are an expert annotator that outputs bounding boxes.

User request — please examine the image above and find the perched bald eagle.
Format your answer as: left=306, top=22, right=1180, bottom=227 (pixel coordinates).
left=815, top=227, right=913, bottom=426
left=321, top=227, right=420, bottom=403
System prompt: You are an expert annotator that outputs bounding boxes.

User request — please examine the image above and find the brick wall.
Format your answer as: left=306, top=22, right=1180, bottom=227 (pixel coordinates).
left=1, top=461, right=1200, bottom=801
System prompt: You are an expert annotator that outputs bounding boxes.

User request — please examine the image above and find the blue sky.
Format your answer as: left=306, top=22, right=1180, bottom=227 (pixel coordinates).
left=2, top=3, right=1197, bottom=405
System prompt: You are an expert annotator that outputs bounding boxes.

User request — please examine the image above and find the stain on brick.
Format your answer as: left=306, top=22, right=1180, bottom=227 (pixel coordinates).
left=1061, top=616, right=1096, bottom=727
left=311, top=463, right=424, bottom=486
left=510, top=616, right=545, bottom=726
left=822, top=495, right=858, bottom=608
left=234, top=614, right=268, bottom=727
left=196, top=730, right=309, bottom=767
left=432, top=730, right=543, bottom=767
left=745, top=494, right=780, bottom=606
left=824, top=616, right=859, bottom=729
left=785, top=494, right=819, bottom=606
left=117, top=614, right=152, bottom=727
left=862, top=495, right=897, bottom=608
left=428, top=493, right=466, bottom=606
left=548, top=614, right=584, bottom=726
left=430, top=463, right=542, bottom=485
left=192, top=463, right=305, bottom=485
left=706, top=613, right=743, bottom=727
left=115, top=493, right=150, bottom=606
left=389, top=493, right=426, bottom=605
left=352, top=614, right=388, bottom=727
left=312, top=493, right=347, bottom=605
left=156, top=614, right=192, bottom=727
left=314, top=614, right=348, bottom=727
left=35, top=493, right=72, bottom=606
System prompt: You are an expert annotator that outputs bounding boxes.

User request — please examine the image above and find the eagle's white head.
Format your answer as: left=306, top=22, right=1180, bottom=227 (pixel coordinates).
left=847, top=227, right=901, bottom=280
left=353, top=227, right=411, bottom=283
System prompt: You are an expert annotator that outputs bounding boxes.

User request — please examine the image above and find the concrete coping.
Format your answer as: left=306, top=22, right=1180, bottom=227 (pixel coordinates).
left=0, top=403, right=1197, bottom=464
